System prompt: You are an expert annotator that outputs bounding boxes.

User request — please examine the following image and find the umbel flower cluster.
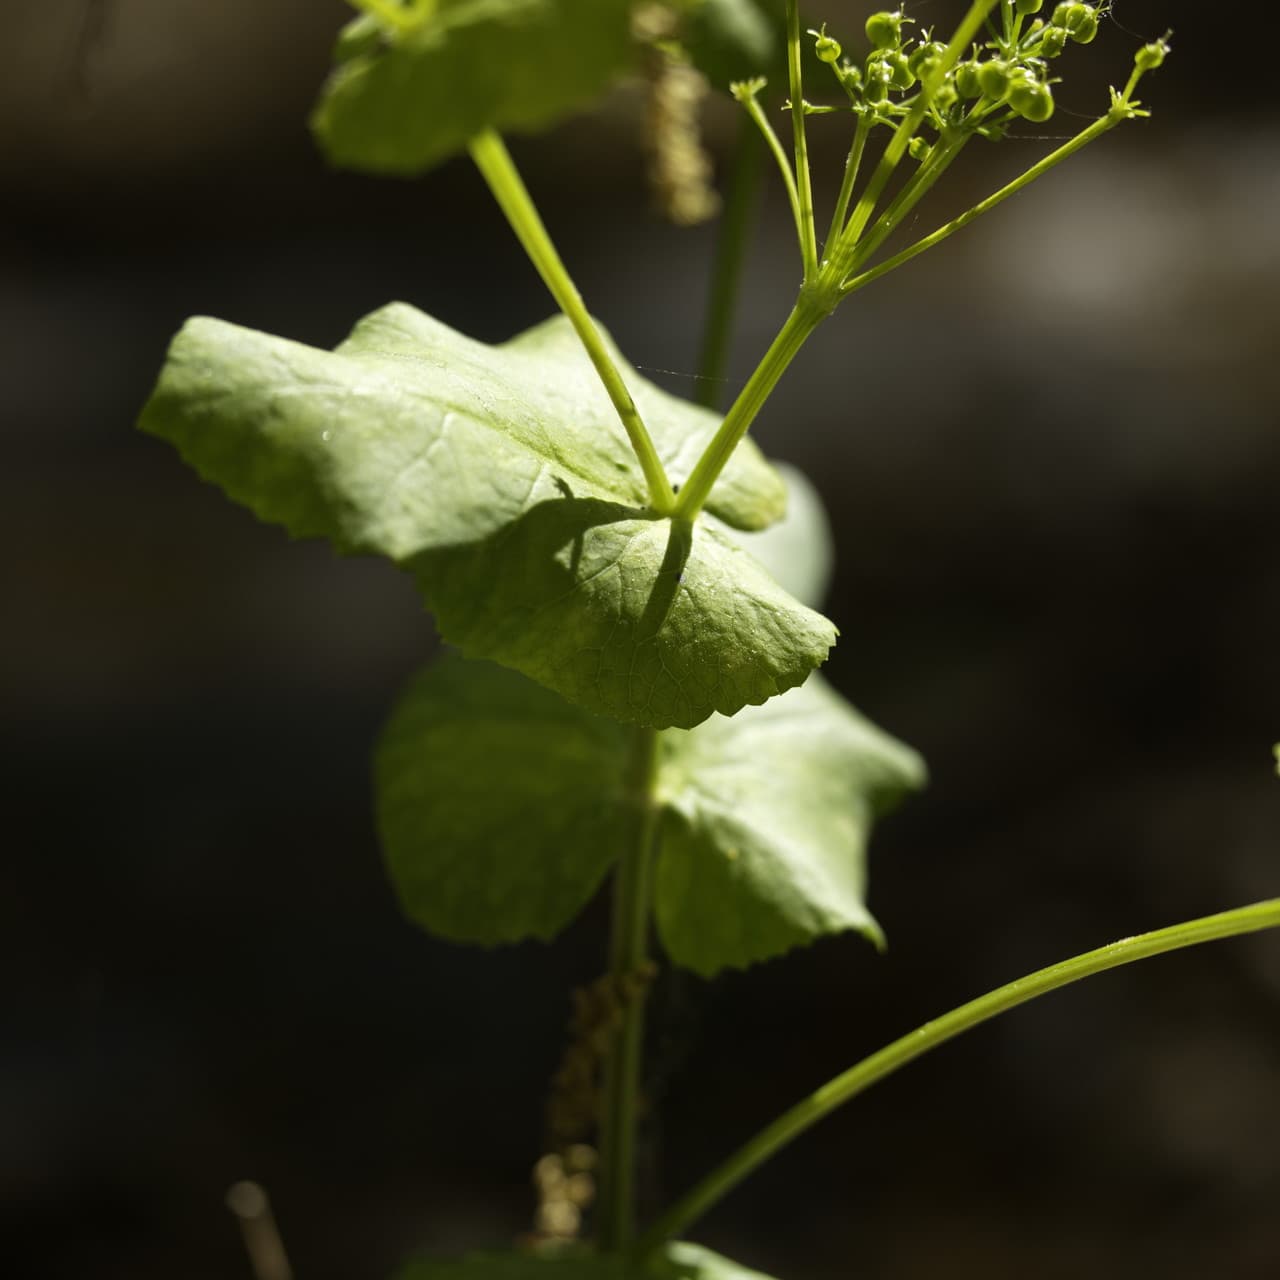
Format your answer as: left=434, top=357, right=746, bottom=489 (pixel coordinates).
left=807, top=2, right=1164, bottom=137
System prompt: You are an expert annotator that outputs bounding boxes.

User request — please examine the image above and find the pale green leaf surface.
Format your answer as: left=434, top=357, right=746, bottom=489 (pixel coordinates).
left=137, top=305, right=822, bottom=729
left=313, top=0, right=637, bottom=175
left=681, top=0, right=783, bottom=90
left=375, top=656, right=629, bottom=944
left=727, top=462, right=833, bottom=610
left=655, top=675, right=927, bottom=976
left=393, top=1241, right=777, bottom=1280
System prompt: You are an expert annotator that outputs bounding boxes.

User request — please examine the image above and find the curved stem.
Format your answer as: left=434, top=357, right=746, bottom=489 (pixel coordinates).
left=597, top=727, right=662, bottom=1252
left=738, top=93, right=804, bottom=266
left=469, top=131, right=676, bottom=515
left=673, top=297, right=826, bottom=521
left=696, top=118, right=763, bottom=412
left=784, top=0, right=818, bottom=278
left=637, top=897, right=1280, bottom=1253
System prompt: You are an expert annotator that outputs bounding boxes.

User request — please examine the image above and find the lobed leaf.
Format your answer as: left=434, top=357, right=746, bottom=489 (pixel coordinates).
left=312, top=0, right=638, bottom=175
left=138, top=304, right=829, bottom=729
left=376, top=656, right=630, bottom=945
left=655, top=675, right=926, bottom=976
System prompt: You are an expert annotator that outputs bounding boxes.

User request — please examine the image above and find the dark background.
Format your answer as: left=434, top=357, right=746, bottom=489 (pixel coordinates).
left=4, top=2, right=1278, bottom=1277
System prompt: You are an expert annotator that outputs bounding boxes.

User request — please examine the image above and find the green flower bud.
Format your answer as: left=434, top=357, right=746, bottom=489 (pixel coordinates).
left=810, top=26, right=842, bottom=65
left=977, top=59, right=1012, bottom=100
left=908, top=40, right=947, bottom=80
left=884, top=49, right=916, bottom=88
left=1135, top=39, right=1168, bottom=72
left=955, top=61, right=984, bottom=99
left=865, top=10, right=902, bottom=51
left=1008, top=76, right=1055, bottom=122
left=1053, top=3, right=1098, bottom=43
left=1016, top=0, right=1044, bottom=13
left=1040, top=26, right=1068, bottom=56
left=864, top=62, right=890, bottom=103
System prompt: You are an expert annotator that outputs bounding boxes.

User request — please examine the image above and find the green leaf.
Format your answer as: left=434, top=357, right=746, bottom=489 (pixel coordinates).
left=392, top=1242, right=778, bottom=1280
left=680, top=0, right=783, bottom=91
left=375, top=656, right=630, bottom=944
left=728, top=461, right=833, bottom=610
left=313, top=0, right=638, bottom=175
left=138, top=303, right=832, bottom=729
left=655, top=674, right=927, bottom=976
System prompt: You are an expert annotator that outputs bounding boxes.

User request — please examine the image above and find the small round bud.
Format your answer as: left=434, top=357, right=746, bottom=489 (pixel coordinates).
left=1135, top=40, right=1168, bottom=72
left=1008, top=76, right=1055, bottom=122
left=908, top=136, right=931, bottom=161
left=977, top=59, right=1012, bottom=100
left=1016, top=0, right=1044, bottom=13
left=955, top=61, right=983, bottom=99
left=1053, top=3, right=1098, bottom=43
left=864, top=62, right=890, bottom=103
left=883, top=49, right=916, bottom=88
left=865, top=11, right=902, bottom=51
left=810, top=26, right=842, bottom=65
left=1040, top=26, right=1068, bottom=57
left=908, top=40, right=946, bottom=79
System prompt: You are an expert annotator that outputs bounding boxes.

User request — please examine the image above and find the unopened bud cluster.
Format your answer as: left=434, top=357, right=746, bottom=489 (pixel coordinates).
left=807, top=3, right=1119, bottom=141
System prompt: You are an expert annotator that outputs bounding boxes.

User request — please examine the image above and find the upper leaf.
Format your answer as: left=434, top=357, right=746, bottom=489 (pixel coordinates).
left=138, top=304, right=830, bottom=729
left=313, top=0, right=638, bottom=175
left=393, top=1241, right=778, bottom=1280
left=655, top=675, right=926, bottom=976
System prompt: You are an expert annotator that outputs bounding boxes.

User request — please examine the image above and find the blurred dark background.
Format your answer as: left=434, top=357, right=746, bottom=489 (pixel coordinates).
left=4, top=1, right=1278, bottom=1277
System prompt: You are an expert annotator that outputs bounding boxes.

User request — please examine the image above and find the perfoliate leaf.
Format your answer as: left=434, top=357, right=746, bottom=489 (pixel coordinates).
left=312, top=0, right=638, bottom=175
left=138, top=304, right=832, bottom=729
left=374, top=497, right=919, bottom=970
left=393, top=1242, right=778, bottom=1280
left=655, top=675, right=926, bottom=976
left=375, top=656, right=630, bottom=944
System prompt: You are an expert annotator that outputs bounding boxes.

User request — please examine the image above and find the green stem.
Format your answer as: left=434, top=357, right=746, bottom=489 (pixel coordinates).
left=636, top=897, right=1280, bottom=1254
left=468, top=130, right=676, bottom=515
left=840, top=107, right=1126, bottom=299
left=696, top=118, right=763, bottom=412
left=824, top=112, right=870, bottom=255
left=839, top=130, right=969, bottom=280
left=673, top=296, right=826, bottom=521
left=784, top=0, right=818, bottom=278
left=828, top=0, right=1000, bottom=279
left=739, top=93, right=804, bottom=267
left=597, top=727, right=662, bottom=1252
left=345, top=0, right=431, bottom=32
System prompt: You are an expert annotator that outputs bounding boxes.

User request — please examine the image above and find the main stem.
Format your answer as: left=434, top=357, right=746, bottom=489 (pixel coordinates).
left=637, top=897, right=1280, bottom=1252
left=673, top=295, right=827, bottom=521
left=468, top=131, right=676, bottom=515
left=597, top=726, right=662, bottom=1252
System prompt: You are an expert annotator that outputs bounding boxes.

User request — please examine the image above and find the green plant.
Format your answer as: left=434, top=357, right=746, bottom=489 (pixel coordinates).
left=136, top=3, right=1277, bottom=1277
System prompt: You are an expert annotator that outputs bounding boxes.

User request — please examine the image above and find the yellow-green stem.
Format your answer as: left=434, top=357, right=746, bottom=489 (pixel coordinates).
left=468, top=131, right=676, bottom=515
left=597, top=727, right=662, bottom=1251
left=636, top=897, right=1280, bottom=1254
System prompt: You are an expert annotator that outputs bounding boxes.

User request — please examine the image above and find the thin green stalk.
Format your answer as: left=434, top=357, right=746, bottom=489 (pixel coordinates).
left=828, top=0, right=1000, bottom=280
left=468, top=130, right=676, bottom=515
left=784, top=0, right=818, bottom=278
left=636, top=897, right=1280, bottom=1254
left=696, top=118, right=764, bottom=412
left=840, top=106, right=1127, bottom=299
left=739, top=93, right=804, bottom=266
left=838, top=130, right=969, bottom=280
left=673, top=297, right=826, bottom=521
left=597, top=727, right=662, bottom=1252
left=824, top=112, right=870, bottom=255
left=345, top=0, right=432, bottom=32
